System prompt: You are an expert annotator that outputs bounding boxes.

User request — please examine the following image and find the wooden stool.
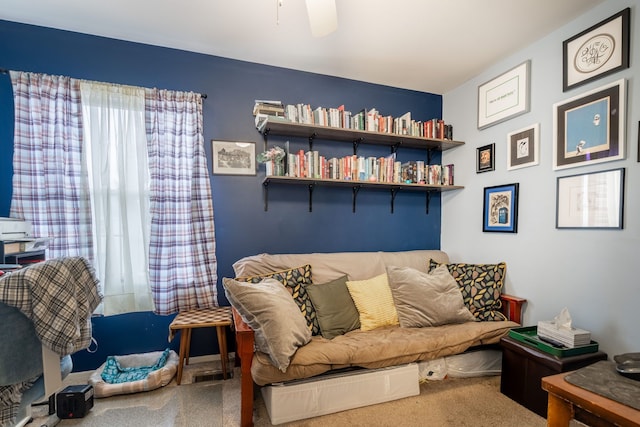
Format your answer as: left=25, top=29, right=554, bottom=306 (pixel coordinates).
left=168, top=306, right=232, bottom=385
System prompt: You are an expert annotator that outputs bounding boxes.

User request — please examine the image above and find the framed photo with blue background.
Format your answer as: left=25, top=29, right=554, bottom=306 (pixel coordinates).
left=553, top=79, right=625, bottom=170
left=483, top=183, right=519, bottom=233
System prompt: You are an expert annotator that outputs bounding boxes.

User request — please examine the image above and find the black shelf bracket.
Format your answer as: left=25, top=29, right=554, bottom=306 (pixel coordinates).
left=262, top=128, right=270, bottom=152
left=308, top=133, right=317, bottom=151
left=263, top=180, right=270, bottom=211
left=352, top=138, right=363, bottom=155
left=352, top=185, right=361, bottom=213
left=426, top=148, right=435, bottom=165
left=391, top=142, right=401, bottom=155
left=307, top=184, right=314, bottom=212
left=425, top=191, right=432, bottom=214
left=390, top=187, right=399, bottom=214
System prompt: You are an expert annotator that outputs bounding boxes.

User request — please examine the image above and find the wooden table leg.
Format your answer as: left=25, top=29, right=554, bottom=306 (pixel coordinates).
left=547, top=393, right=573, bottom=427
left=184, top=328, right=192, bottom=366
left=216, top=325, right=229, bottom=380
left=176, top=328, right=188, bottom=385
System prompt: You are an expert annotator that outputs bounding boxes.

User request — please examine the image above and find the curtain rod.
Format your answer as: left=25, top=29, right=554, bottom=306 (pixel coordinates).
left=0, top=68, right=207, bottom=98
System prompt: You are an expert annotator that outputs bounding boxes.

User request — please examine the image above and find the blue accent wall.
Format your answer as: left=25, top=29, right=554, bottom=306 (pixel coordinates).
left=0, top=20, right=443, bottom=371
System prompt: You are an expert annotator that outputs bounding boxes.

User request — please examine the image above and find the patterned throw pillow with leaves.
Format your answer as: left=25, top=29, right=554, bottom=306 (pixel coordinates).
left=237, top=265, right=320, bottom=335
left=428, top=259, right=507, bottom=321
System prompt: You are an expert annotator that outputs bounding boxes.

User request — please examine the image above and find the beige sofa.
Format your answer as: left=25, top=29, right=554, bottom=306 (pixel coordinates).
left=228, top=250, right=525, bottom=427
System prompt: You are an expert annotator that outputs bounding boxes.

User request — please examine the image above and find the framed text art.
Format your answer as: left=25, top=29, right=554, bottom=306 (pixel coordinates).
left=477, top=60, right=530, bottom=130
left=507, top=123, right=539, bottom=171
left=556, top=168, right=625, bottom=229
left=483, top=183, right=519, bottom=233
left=562, top=8, right=630, bottom=92
left=553, top=79, right=625, bottom=171
left=476, top=143, right=495, bottom=173
left=211, top=140, right=256, bottom=175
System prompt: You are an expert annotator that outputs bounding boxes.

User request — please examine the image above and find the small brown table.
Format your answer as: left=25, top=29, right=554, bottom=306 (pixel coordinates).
left=542, top=371, right=640, bottom=427
left=169, top=306, right=232, bottom=385
left=500, top=335, right=607, bottom=417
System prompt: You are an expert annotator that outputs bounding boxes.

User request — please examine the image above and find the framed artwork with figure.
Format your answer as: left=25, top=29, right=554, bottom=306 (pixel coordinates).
left=483, top=183, right=519, bottom=233
left=507, top=124, right=539, bottom=170
left=553, top=79, right=625, bottom=170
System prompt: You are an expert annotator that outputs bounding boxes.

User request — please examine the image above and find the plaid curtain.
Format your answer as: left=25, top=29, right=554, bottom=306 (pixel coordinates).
left=145, top=89, right=218, bottom=314
left=9, top=71, right=94, bottom=261
left=9, top=71, right=218, bottom=315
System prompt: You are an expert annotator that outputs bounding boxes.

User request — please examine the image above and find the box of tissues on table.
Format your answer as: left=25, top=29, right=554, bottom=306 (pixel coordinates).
left=537, top=307, right=591, bottom=348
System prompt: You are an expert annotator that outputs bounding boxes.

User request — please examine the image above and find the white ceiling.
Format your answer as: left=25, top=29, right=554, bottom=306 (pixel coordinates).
left=0, top=0, right=605, bottom=94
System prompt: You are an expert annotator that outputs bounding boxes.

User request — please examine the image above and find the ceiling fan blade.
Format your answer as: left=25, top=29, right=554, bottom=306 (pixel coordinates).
left=305, top=0, right=338, bottom=37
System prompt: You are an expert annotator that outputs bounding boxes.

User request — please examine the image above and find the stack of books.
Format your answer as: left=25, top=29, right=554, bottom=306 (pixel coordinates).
left=537, top=320, right=591, bottom=348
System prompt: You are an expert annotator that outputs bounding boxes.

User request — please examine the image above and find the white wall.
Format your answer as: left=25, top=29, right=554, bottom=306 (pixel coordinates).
left=442, top=0, right=638, bottom=357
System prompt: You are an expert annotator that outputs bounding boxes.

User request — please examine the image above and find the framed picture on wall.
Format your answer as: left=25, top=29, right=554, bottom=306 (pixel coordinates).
left=556, top=168, right=625, bottom=229
left=211, top=140, right=256, bottom=175
left=562, top=8, right=630, bottom=92
left=477, top=60, right=530, bottom=130
left=507, top=123, right=539, bottom=170
left=476, top=143, right=495, bottom=173
left=483, top=183, right=519, bottom=233
left=553, top=79, right=625, bottom=170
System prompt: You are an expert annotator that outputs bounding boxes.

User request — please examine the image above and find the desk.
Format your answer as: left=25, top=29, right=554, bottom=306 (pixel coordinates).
left=169, top=307, right=232, bottom=385
left=542, top=372, right=640, bottom=427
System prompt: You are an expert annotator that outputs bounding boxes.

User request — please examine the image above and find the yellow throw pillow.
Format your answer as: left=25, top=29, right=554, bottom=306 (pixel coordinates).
left=346, top=273, right=399, bottom=331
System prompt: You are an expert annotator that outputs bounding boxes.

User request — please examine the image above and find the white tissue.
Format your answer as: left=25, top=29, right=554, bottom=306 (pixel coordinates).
left=553, top=307, right=572, bottom=330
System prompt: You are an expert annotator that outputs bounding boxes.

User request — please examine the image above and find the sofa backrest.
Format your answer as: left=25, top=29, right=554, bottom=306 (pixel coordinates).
left=232, top=250, right=449, bottom=284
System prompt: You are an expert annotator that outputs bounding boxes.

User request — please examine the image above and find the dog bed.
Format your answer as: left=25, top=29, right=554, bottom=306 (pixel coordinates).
left=88, top=349, right=179, bottom=398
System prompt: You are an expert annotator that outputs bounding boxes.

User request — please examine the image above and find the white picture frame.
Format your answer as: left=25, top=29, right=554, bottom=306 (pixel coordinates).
left=211, top=140, right=256, bottom=175
left=507, top=123, right=539, bottom=170
left=477, top=60, right=531, bottom=130
left=556, top=168, right=625, bottom=229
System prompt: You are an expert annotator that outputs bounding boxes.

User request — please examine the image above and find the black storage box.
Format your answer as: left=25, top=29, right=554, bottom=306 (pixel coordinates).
left=56, top=384, right=94, bottom=419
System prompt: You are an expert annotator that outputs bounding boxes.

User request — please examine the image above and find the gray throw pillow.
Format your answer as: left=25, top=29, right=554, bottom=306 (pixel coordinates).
left=387, top=265, right=476, bottom=328
left=306, top=275, right=360, bottom=339
left=223, top=277, right=311, bottom=372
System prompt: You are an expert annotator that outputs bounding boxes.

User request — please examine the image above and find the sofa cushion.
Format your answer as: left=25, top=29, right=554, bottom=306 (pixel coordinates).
left=223, top=277, right=311, bottom=372
left=428, top=260, right=507, bottom=321
left=387, top=265, right=476, bottom=328
left=346, top=273, right=399, bottom=331
left=237, top=265, right=320, bottom=335
left=306, top=276, right=360, bottom=339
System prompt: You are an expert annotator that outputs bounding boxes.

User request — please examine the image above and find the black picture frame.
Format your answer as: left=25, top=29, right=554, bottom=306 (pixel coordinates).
left=476, top=143, right=495, bottom=173
left=556, top=168, right=625, bottom=229
left=553, top=79, right=626, bottom=170
left=562, top=8, right=630, bottom=92
left=483, top=183, right=519, bottom=233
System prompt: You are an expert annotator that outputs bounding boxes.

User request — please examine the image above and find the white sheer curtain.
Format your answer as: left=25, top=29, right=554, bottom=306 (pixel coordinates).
left=79, top=81, right=154, bottom=315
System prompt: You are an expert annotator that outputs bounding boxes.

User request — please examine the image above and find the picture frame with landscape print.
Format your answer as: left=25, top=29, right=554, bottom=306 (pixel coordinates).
left=553, top=79, right=625, bottom=171
left=212, top=140, right=256, bottom=175
left=476, top=143, right=495, bottom=173
left=477, top=60, right=530, bottom=130
left=507, top=124, right=539, bottom=170
left=562, top=8, right=630, bottom=92
left=483, top=183, right=519, bottom=233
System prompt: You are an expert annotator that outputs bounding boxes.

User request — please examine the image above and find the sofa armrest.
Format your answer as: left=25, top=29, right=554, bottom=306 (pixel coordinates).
left=500, top=294, right=526, bottom=324
left=231, top=307, right=256, bottom=427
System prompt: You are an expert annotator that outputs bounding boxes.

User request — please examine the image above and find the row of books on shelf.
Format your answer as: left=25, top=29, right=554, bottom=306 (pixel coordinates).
left=254, top=100, right=453, bottom=140
left=265, top=150, right=455, bottom=186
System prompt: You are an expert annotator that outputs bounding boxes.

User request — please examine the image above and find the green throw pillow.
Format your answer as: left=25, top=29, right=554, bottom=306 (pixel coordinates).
left=306, top=275, right=360, bottom=339
left=237, top=264, right=320, bottom=335
left=428, top=259, right=507, bottom=321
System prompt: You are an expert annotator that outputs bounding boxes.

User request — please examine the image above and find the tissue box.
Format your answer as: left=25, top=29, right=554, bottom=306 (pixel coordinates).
left=537, top=320, right=591, bottom=348
left=508, top=326, right=599, bottom=357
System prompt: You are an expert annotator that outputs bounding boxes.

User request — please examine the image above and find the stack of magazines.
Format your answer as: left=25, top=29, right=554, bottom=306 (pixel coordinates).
left=537, top=320, right=591, bottom=348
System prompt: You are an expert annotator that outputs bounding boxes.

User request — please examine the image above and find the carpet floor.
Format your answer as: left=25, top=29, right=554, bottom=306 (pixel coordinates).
left=31, top=362, right=555, bottom=427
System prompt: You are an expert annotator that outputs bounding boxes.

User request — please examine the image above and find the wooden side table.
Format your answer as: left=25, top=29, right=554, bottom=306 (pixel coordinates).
left=500, top=335, right=607, bottom=417
left=169, top=306, right=232, bottom=385
left=542, top=371, right=640, bottom=427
